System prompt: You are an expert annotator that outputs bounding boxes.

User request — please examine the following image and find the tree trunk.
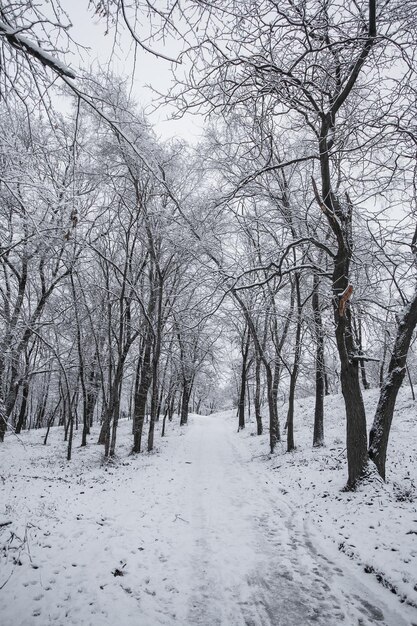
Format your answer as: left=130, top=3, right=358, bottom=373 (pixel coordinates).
left=369, top=289, right=417, bottom=479
left=317, top=168, right=368, bottom=489
left=99, top=358, right=124, bottom=456
left=313, top=3, right=378, bottom=485
left=147, top=278, right=163, bottom=452
left=15, top=377, right=30, bottom=435
left=35, top=381, right=49, bottom=429
left=67, top=401, right=74, bottom=461
left=231, top=291, right=279, bottom=451
left=324, top=368, right=330, bottom=396
left=147, top=371, right=158, bottom=452
left=168, top=392, right=176, bottom=422
left=265, top=363, right=279, bottom=453
left=353, top=314, right=370, bottom=390
left=334, top=282, right=368, bottom=488
left=379, top=327, right=389, bottom=387
left=180, top=379, right=192, bottom=426
left=312, top=273, right=325, bottom=447
left=109, top=386, right=121, bottom=457
left=238, top=329, right=250, bottom=431
left=271, top=355, right=281, bottom=430
left=132, top=335, right=153, bottom=453
left=254, top=352, right=263, bottom=435
left=286, top=273, right=302, bottom=452
left=0, top=397, right=6, bottom=443
left=43, top=397, right=62, bottom=445
left=161, top=402, right=169, bottom=437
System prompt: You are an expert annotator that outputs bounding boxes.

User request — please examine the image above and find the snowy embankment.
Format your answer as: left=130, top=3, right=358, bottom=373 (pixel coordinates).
left=240, top=387, right=417, bottom=611
left=0, top=389, right=416, bottom=626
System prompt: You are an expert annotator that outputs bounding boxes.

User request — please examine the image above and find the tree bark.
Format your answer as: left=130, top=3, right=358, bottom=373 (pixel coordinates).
left=254, top=352, right=263, bottom=435
left=132, top=334, right=153, bottom=453
left=180, top=379, right=192, bottom=426
left=15, top=376, right=30, bottom=435
left=238, top=327, right=250, bottom=431
left=312, top=273, right=325, bottom=447
left=147, top=278, right=163, bottom=452
left=286, top=276, right=302, bottom=452
left=316, top=175, right=369, bottom=489
left=353, top=314, right=370, bottom=390
left=265, top=363, right=279, bottom=453
left=369, top=289, right=417, bottom=479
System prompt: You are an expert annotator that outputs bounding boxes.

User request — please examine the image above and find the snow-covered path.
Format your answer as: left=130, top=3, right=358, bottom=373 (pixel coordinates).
left=0, top=414, right=414, bottom=625
left=169, top=415, right=409, bottom=626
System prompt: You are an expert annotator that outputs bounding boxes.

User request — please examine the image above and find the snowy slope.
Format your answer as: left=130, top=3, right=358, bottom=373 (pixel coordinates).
left=239, top=387, right=417, bottom=615
left=0, top=390, right=416, bottom=625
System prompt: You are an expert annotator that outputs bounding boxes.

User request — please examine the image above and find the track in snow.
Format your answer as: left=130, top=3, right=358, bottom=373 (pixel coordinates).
left=173, top=415, right=408, bottom=626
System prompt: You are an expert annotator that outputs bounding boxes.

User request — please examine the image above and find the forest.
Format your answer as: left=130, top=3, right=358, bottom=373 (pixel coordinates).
left=1, top=1, right=417, bottom=625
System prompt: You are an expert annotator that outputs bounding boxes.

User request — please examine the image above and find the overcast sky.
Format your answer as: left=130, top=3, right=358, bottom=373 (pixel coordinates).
left=65, top=0, right=204, bottom=144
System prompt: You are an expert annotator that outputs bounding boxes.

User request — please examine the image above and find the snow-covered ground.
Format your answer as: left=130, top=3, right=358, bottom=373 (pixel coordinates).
left=242, top=388, right=417, bottom=615
left=0, top=388, right=416, bottom=625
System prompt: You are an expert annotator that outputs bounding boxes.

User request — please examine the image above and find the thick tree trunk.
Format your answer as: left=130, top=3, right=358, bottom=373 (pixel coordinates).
left=5, top=361, right=20, bottom=429
left=147, top=278, right=163, bottom=452
left=147, top=372, right=158, bottom=452
left=237, top=380, right=246, bottom=431
left=286, top=361, right=299, bottom=452
left=254, top=352, right=263, bottom=435
left=168, top=392, right=176, bottom=422
left=132, top=336, right=153, bottom=453
left=161, top=399, right=170, bottom=437
left=317, top=160, right=368, bottom=488
left=369, top=290, right=417, bottom=479
left=98, top=404, right=110, bottom=445
left=286, top=273, right=302, bottom=452
left=180, top=380, right=192, bottom=426
left=109, top=388, right=121, bottom=457
left=312, top=274, right=325, bottom=447
left=271, top=355, right=281, bottom=440
left=265, top=363, right=279, bottom=453
left=238, top=329, right=250, bottom=431
left=67, top=406, right=74, bottom=462
left=86, top=382, right=99, bottom=430
left=0, top=397, right=6, bottom=442
left=15, top=377, right=30, bottom=435
left=313, top=3, right=377, bottom=486
left=70, top=273, right=90, bottom=447
left=333, top=275, right=368, bottom=488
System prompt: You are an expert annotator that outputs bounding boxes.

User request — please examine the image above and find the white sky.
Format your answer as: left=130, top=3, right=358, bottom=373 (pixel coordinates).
left=65, top=0, right=204, bottom=144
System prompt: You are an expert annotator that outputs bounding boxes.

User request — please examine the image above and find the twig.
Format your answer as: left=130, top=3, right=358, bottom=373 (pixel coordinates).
left=0, top=570, right=14, bottom=590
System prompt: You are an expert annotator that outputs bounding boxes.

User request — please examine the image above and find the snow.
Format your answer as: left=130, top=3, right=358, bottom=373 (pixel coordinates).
left=0, top=20, right=76, bottom=79
left=242, top=388, right=417, bottom=617
left=0, top=390, right=417, bottom=625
